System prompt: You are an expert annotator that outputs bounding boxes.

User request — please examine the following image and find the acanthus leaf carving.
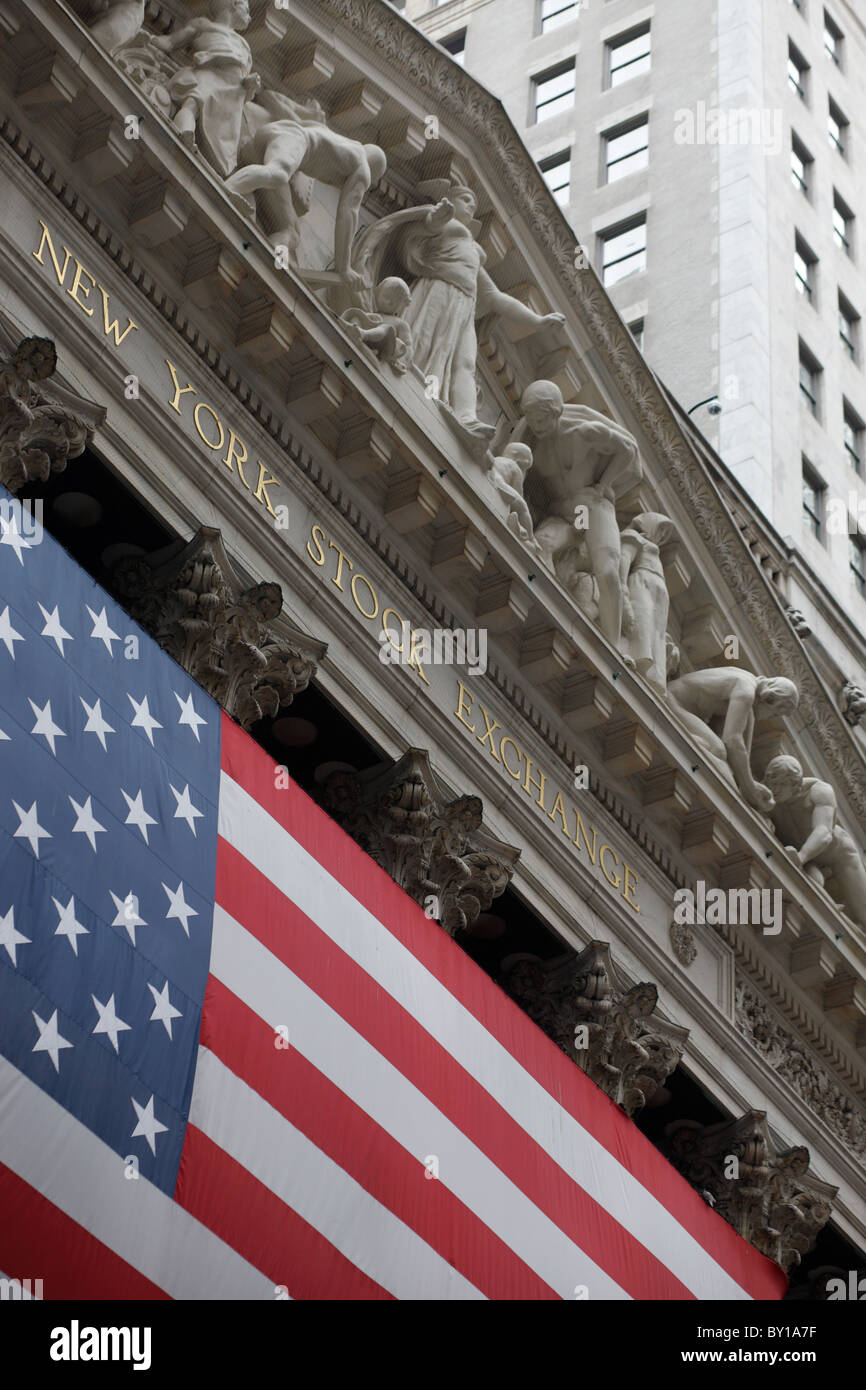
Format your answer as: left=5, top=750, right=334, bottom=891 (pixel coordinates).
left=110, top=525, right=322, bottom=728
left=504, top=941, right=688, bottom=1116
left=318, top=748, right=518, bottom=933
left=664, top=1109, right=836, bottom=1272
left=0, top=334, right=106, bottom=493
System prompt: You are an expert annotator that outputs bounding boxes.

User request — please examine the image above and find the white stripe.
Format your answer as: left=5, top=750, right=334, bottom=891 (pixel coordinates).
left=191, top=1045, right=485, bottom=1302
left=211, top=908, right=626, bottom=1300
left=220, top=774, right=752, bottom=1301
left=0, top=1056, right=277, bottom=1300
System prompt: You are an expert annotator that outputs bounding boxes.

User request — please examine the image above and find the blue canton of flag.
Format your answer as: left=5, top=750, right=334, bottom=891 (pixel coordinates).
left=0, top=485, right=220, bottom=1193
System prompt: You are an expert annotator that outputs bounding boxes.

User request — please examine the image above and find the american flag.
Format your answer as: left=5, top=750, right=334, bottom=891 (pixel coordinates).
left=0, top=487, right=786, bottom=1300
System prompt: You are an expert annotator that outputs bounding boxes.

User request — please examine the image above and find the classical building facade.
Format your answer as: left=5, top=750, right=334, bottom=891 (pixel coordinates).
left=1, top=0, right=865, bottom=1294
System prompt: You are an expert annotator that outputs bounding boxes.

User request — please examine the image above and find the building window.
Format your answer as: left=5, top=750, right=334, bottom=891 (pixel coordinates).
left=799, top=343, right=821, bottom=416
left=833, top=191, right=853, bottom=254
left=601, top=217, right=647, bottom=286
left=788, top=42, right=809, bottom=100
left=439, top=30, right=466, bottom=65
left=628, top=318, right=644, bottom=350
left=607, top=24, right=651, bottom=88
left=791, top=134, right=812, bottom=195
left=539, top=149, right=571, bottom=205
left=828, top=99, right=848, bottom=156
left=802, top=461, right=825, bottom=541
left=540, top=0, right=577, bottom=33
left=850, top=536, right=866, bottom=597
left=533, top=62, right=576, bottom=122
left=844, top=402, right=864, bottom=474
left=824, top=10, right=843, bottom=66
left=839, top=294, right=859, bottom=360
left=794, top=235, right=817, bottom=301
left=604, top=116, right=649, bottom=183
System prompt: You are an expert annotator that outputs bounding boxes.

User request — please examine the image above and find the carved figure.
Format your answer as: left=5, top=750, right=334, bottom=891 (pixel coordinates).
left=666, top=669, right=799, bottom=812
left=486, top=442, right=541, bottom=550
left=224, top=89, right=386, bottom=283
left=512, top=380, right=642, bottom=647
left=151, top=0, right=258, bottom=177
left=341, top=278, right=413, bottom=372
left=619, top=512, right=674, bottom=693
left=355, top=183, right=563, bottom=435
left=88, top=0, right=146, bottom=53
left=763, top=755, right=866, bottom=928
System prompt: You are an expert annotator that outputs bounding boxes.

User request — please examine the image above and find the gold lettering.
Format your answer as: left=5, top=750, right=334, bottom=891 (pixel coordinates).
left=165, top=359, right=196, bottom=414
left=522, top=758, right=547, bottom=811
left=254, top=462, right=279, bottom=517
left=350, top=572, right=379, bottom=620
left=454, top=679, right=476, bottom=733
left=222, top=430, right=251, bottom=491
left=32, top=221, right=72, bottom=286
left=476, top=705, right=502, bottom=762
left=306, top=524, right=326, bottom=566
left=328, top=541, right=354, bottom=591
left=98, top=287, right=137, bottom=346
left=573, top=812, right=597, bottom=863
left=67, top=260, right=96, bottom=317
left=599, top=844, right=621, bottom=889
left=500, top=736, right=522, bottom=780
left=622, top=863, right=640, bottom=913
left=547, top=791, right=571, bottom=836
left=193, top=401, right=225, bottom=451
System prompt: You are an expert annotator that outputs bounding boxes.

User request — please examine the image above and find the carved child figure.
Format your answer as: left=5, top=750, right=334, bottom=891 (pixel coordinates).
left=152, top=0, right=257, bottom=178
left=341, top=278, right=413, bottom=372
left=486, top=442, right=540, bottom=550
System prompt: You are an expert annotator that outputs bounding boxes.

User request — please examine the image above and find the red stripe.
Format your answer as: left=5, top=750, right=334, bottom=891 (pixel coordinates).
left=0, top=1161, right=169, bottom=1300
left=200, top=974, right=559, bottom=1300
left=215, top=837, right=693, bottom=1301
left=220, top=714, right=786, bottom=1301
left=175, top=1125, right=393, bottom=1300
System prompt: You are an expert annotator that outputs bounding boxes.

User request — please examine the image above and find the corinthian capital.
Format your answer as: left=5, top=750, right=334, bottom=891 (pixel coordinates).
left=319, top=748, right=519, bottom=933
left=0, top=335, right=106, bottom=493
left=111, top=526, right=324, bottom=728
left=664, top=1110, right=836, bottom=1272
left=504, top=941, right=688, bottom=1116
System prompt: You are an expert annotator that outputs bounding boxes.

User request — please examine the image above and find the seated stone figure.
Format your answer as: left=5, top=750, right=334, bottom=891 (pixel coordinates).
left=485, top=442, right=541, bottom=551
left=341, top=278, right=413, bottom=372
left=763, top=756, right=866, bottom=928
left=666, top=668, right=799, bottom=812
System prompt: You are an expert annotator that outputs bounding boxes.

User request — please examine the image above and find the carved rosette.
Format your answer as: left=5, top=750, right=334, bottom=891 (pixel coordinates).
left=111, top=526, right=323, bottom=728
left=0, top=335, right=106, bottom=493
left=669, top=921, right=697, bottom=967
left=504, top=941, right=689, bottom=1116
left=319, top=749, right=519, bottom=933
left=664, top=1111, right=836, bottom=1272
left=786, top=607, right=812, bottom=639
